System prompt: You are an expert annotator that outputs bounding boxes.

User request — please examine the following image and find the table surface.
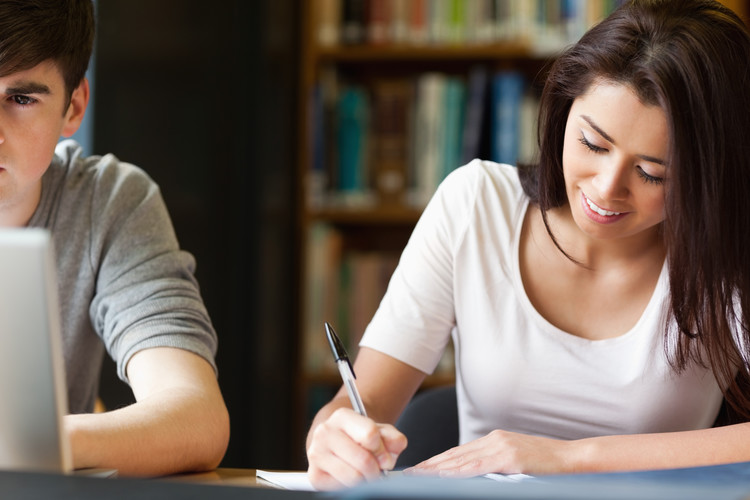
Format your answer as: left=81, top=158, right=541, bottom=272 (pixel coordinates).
left=168, top=467, right=288, bottom=488
left=0, top=468, right=316, bottom=500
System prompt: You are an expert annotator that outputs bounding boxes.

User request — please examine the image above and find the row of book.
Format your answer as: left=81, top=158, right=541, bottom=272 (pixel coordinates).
left=303, top=223, right=456, bottom=377
left=316, top=0, right=622, bottom=54
left=303, top=223, right=399, bottom=372
left=308, top=66, right=539, bottom=209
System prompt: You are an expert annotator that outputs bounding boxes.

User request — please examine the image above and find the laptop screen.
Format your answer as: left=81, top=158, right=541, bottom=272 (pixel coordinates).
left=0, top=228, right=72, bottom=473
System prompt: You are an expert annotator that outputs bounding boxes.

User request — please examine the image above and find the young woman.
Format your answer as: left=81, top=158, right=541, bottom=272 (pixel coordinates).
left=306, top=0, right=750, bottom=490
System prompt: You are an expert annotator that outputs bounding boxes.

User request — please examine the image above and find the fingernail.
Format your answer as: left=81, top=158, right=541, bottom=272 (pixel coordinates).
left=377, top=452, right=392, bottom=468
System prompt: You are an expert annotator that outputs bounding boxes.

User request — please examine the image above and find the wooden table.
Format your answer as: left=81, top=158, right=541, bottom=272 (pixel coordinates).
left=168, top=468, right=297, bottom=489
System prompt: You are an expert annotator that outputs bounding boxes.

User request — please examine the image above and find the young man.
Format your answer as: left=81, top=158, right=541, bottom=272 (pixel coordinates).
left=0, top=0, right=229, bottom=475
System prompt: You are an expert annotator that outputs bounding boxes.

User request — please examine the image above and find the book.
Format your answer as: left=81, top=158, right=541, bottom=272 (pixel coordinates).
left=490, top=70, right=524, bottom=166
left=341, top=0, right=368, bottom=45
left=518, top=90, right=540, bottom=165
left=368, top=0, right=390, bottom=44
left=336, top=85, right=371, bottom=204
left=341, top=251, right=400, bottom=355
left=390, top=0, right=410, bottom=44
left=411, top=73, right=446, bottom=206
left=440, top=76, right=467, bottom=179
left=309, top=67, right=340, bottom=207
left=318, top=0, right=621, bottom=49
left=370, top=79, right=414, bottom=205
left=304, top=223, right=343, bottom=372
left=407, top=0, right=429, bottom=44
left=460, top=65, right=490, bottom=165
left=317, top=0, right=342, bottom=46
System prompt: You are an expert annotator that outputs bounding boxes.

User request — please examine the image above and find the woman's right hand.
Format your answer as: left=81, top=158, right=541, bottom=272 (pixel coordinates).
left=306, top=407, right=408, bottom=490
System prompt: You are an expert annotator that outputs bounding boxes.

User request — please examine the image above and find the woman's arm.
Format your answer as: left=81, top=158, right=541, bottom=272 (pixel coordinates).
left=306, top=347, right=426, bottom=489
left=407, top=422, right=750, bottom=477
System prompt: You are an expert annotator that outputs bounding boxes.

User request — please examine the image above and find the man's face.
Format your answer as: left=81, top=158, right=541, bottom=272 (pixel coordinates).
left=0, top=60, right=87, bottom=226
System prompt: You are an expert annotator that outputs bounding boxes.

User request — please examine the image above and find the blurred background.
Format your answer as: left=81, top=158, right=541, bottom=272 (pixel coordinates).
left=87, top=0, right=300, bottom=470
left=81, top=0, right=749, bottom=472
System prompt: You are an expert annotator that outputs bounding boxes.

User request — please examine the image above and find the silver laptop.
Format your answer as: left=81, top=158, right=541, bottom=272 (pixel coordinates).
left=0, top=228, right=73, bottom=474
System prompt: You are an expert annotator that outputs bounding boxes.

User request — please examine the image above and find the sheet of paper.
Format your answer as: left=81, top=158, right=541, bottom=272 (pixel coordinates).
left=255, top=470, right=315, bottom=491
left=484, top=473, right=534, bottom=482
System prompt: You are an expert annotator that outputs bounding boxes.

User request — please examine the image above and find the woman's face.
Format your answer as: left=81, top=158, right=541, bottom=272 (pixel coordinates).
left=562, top=79, right=668, bottom=243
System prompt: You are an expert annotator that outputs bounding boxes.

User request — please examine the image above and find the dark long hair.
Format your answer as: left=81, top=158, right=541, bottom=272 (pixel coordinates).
left=519, top=0, right=750, bottom=419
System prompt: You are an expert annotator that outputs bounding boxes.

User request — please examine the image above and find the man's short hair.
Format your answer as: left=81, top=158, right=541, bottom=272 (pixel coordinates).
left=0, top=0, right=94, bottom=103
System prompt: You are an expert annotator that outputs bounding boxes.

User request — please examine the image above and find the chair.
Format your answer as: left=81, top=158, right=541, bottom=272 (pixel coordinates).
left=395, top=385, right=459, bottom=468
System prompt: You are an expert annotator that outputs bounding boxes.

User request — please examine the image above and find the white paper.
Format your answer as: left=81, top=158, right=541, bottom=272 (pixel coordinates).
left=255, top=470, right=316, bottom=491
left=484, top=472, right=534, bottom=482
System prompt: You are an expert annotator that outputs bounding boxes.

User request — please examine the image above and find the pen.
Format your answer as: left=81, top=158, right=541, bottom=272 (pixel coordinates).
left=325, top=322, right=368, bottom=417
left=325, top=322, right=390, bottom=476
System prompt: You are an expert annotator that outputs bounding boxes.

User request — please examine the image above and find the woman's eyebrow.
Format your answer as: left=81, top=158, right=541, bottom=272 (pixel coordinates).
left=581, top=114, right=615, bottom=143
left=581, top=114, right=665, bottom=165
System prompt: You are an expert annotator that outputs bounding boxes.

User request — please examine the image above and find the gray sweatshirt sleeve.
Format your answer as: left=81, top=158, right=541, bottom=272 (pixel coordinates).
left=48, top=142, right=218, bottom=385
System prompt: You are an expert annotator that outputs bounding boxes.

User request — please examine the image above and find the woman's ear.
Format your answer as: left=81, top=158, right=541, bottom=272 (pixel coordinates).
left=61, top=78, right=90, bottom=137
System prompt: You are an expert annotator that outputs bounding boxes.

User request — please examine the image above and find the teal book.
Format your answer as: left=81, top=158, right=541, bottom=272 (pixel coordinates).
left=336, top=86, right=370, bottom=197
left=440, top=77, right=466, bottom=181
left=491, top=70, right=524, bottom=166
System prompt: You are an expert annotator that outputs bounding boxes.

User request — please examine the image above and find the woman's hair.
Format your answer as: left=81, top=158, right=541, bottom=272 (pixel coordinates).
left=0, top=0, right=95, bottom=109
left=519, top=0, right=750, bottom=420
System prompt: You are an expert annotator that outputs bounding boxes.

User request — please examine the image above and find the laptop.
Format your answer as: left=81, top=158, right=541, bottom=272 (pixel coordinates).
left=0, top=228, right=114, bottom=477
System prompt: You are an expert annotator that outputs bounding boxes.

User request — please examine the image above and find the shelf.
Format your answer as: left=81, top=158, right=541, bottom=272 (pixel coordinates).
left=314, top=42, right=536, bottom=63
left=308, top=205, right=424, bottom=226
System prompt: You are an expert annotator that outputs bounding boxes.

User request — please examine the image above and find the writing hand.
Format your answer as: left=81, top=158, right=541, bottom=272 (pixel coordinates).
left=307, top=407, right=407, bottom=490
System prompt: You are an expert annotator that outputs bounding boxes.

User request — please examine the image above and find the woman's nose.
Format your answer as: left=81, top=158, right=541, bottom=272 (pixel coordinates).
left=591, top=159, right=629, bottom=201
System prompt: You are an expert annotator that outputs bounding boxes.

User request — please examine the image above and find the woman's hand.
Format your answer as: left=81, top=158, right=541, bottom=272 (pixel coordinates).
left=307, top=407, right=408, bottom=490
left=405, top=429, right=575, bottom=478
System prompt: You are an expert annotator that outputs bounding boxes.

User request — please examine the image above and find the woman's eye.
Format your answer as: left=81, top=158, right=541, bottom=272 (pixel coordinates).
left=636, top=166, right=665, bottom=185
left=578, top=135, right=606, bottom=153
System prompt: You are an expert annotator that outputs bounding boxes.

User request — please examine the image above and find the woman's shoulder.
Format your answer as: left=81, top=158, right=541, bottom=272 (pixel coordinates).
left=438, top=159, right=526, bottom=215
left=446, top=159, right=521, bottom=183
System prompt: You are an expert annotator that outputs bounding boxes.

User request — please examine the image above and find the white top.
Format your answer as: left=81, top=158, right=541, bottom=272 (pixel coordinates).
left=360, top=160, right=724, bottom=444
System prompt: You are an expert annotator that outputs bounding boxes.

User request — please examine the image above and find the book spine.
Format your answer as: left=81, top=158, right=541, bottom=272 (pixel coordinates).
left=368, top=0, right=390, bottom=44
left=518, top=90, right=540, bottom=165
left=408, top=0, right=429, bottom=44
left=336, top=86, right=371, bottom=203
left=304, top=223, right=343, bottom=372
left=491, top=70, right=524, bottom=166
left=412, top=73, right=445, bottom=205
left=317, top=0, right=342, bottom=46
left=460, top=65, right=490, bottom=165
left=440, top=77, right=466, bottom=179
left=370, top=79, right=414, bottom=205
left=341, top=0, right=368, bottom=45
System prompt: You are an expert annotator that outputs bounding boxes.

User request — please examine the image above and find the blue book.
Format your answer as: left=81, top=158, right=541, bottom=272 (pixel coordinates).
left=491, top=71, right=524, bottom=166
left=460, top=65, right=489, bottom=165
left=336, top=86, right=369, bottom=197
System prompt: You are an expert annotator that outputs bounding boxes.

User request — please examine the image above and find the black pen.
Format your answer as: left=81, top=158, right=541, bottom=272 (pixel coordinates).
left=325, top=322, right=368, bottom=417
left=325, top=322, right=390, bottom=476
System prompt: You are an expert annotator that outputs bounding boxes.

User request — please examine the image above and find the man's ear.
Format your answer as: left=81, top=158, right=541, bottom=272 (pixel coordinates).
left=61, top=78, right=90, bottom=137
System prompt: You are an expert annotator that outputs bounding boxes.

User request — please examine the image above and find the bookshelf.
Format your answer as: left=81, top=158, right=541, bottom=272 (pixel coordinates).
left=293, top=0, right=750, bottom=464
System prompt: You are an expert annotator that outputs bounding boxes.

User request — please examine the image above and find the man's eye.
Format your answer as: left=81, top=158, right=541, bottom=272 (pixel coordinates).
left=11, top=95, right=34, bottom=106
